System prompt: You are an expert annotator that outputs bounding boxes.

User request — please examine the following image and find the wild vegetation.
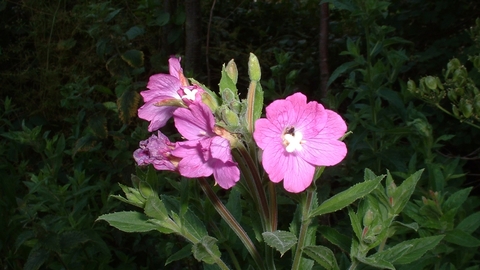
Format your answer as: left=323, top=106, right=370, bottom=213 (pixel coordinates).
left=1, top=0, right=479, bottom=269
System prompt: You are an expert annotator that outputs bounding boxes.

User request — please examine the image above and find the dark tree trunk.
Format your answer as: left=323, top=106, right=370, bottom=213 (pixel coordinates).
left=162, top=0, right=176, bottom=55
left=184, top=0, right=202, bottom=75
left=319, top=2, right=330, bottom=99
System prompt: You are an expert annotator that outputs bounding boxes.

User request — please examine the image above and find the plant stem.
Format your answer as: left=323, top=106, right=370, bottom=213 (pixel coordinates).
left=435, top=103, right=480, bottom=130
left=198, top=178, right=265, bottom=270
left=291, top=189, right=315, bottom=270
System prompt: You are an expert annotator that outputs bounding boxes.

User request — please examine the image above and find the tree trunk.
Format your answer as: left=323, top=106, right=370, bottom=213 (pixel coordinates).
left=319, top=2, right=330, bottom=99
left=162, top=0, right=176, bottom=56
left=184, top=0, right=202, bottom=75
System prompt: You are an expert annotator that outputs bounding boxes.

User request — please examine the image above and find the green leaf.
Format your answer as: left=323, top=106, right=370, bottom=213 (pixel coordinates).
left=303, top=245, right=340, bottom=270
left=327, top=61, right=359, bottom=87
left=348, top=207, right=363, bottom=241
left=310, top=170, right=384, bottom=217
left=97, top=211, right=158, bottom=233
left=88, top=114, right=108, bottom=139
left=162, top=195, right=208, bottom=241
left=456, top=211, right=480, bottom=234
left=155, top=11, right=170, bottom=26
left=166, top=244, right=193, bottom=265
left=24, top=247, right=49, bottom=270
left=72, top=134, right=97, bottom=156
left=443, top=187, right=472, bottom=212
left=318, top=226, right=351, bottom=252
left=144, top=196, right=169, bottom=220
left=262, top=230, right=297, bottom=256
left=192, top=236, right=221, bottom=265
left=444, top=229, right=480, bottom=247
left=104, top=8, right=122, bottom=22
left=125, top=26, right=144, bottom=40
left=121, top=49, right=144, bottom=68
left=356, top=256, right=394, bottom=270
left=219, top=64, right=238, bottom=96
left=117, top=90, right=140, bottom=124
left=371, top=235, right=444, bottom=265
left=391, top=169, right=423, bottom=214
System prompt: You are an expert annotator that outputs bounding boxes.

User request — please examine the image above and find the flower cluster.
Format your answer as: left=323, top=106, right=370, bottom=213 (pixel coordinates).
left=134, top=57, right=240, bottom=189
left=135, top=56, right=347, bottom=193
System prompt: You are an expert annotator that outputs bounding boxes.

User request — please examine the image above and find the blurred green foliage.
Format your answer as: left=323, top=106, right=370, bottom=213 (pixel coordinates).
left=1, top=0, right=480, bottom=268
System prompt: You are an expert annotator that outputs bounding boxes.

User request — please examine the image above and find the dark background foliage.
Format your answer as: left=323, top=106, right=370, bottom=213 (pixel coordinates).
left=1, top=0, right=479, bottom=268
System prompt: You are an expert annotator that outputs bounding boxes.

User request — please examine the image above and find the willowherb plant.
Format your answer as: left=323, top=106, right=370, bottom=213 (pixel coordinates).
left=98, top=54, right=439, bottom=270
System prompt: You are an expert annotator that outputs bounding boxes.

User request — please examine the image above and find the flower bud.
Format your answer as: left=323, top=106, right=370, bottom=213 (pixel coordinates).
left=363, top=209, right=375, bottom=227
left=221, top=88, right=236, bottom=104
left=248, top=53, right=261, bottom=81
left=460, top=98, right=473, bottom=118
left=201, top=91, right=219, bottom=112
left=221, top=107, right=240, bottom=127
left=424, top=76, right=437, bottom=90
left=226, top=59, right=238, bottom=84
left=407, top=80, right=417, bottom=94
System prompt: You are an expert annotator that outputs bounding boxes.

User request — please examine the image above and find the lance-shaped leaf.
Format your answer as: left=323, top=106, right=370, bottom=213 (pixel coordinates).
left=369, top=235, right=444, bottom=265
left=262, top=230, right=297, bottom=256
left=97, top=211, right=158, bottom=233
left=192, top=236, right=222, bottom=265
left=444, top=229, right=480, bottom=247
left=390, top=169, right=423, bottom=214
left=310, top=171, right=384, bottom=218
left=303, top=245, right=340, bottom=270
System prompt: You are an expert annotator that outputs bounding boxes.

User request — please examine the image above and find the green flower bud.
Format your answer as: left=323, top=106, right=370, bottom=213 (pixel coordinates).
left=248, top=53, right=261, bottom=81
left=221, top=107, right=240, bottom=127
left=407, top=79, right=417, bottom=94
left=221, top=88, right=236, bottom=104
left=201, top=91, right=219, bottom=112
left=447, top=89, right=458, bottom=102
left=425, top=76, right=437, bottom=90
left=460, top=98, right=473, bottom=118
left=226, top=59, right=238, bottom=84
left=139, top=181, right=155, bottom=199
left=363, top=209, right=375, bottom=227
left=452, top=104, right=460, bottom=118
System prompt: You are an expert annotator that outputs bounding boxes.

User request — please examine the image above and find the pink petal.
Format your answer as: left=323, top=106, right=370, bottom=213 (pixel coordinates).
left=142, top=74, right=181, bottom=102
left=282, top=156, right=315, bottom=193
left=208, top=137, right=232, bottom=163
left=261, top=142, right=289, bottom=183
left=212, top=160, right=240, bottom=189
left=168, top=57, right=183, bottom=79
left=174, top=103, right=215, bottom=140
left=173, top=141, right=213, bottom=178
left=138, top=99, right=178, bottom=131
left=253, top=118, right=283, bottom=150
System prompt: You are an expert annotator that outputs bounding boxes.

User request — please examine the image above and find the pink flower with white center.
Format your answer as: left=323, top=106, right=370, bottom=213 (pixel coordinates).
left=138, top=57, right=203, bottom=132
left=253, top=92, right=347, bottom=193
left=171, top=102, right=240, bottom=189
left=133, top=132, right=178, bottom=171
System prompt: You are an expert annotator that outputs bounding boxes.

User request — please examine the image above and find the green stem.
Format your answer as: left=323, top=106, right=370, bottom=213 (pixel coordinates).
left=198, top=178, right=265, bottom=270
left=291, top=189, right=315, bottom=270
left=237, top=144, right=271, bottom=230
left=435, top=103, right=480, bottom=130
left=348, top=259, right=359, bottom=270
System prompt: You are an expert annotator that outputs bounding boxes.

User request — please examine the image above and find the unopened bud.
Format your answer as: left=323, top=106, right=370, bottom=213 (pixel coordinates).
left=201, top=91, right=219, bottom=112
left=248, top=53, right=261, bottom=81
left=363, top=210, right=375, bottom=227
left=221, top=107, right=240, bottom=127
left=226, top=59, right=238, bottom=84
left=222, top=88, right=236, bottom=103
left=460, top=98, right=473, bottom=118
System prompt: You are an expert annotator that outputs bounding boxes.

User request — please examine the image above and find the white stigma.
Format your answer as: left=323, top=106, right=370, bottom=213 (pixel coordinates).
left=182, top=87, right=198, bottom=100
left=284, top=131, right=303, bottom=153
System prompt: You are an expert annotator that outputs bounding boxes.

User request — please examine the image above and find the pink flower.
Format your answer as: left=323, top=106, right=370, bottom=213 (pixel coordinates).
left=253, top=92, right=347, bottom=193
left=133, top=132, right=177, bottom=171
left=172, top=102, right=240, bottom=189
left=138, top=57, right=202, bottom=132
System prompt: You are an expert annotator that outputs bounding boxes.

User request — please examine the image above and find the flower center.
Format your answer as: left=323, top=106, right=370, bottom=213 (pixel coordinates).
left=181, top=86, right=198, bottom=100
left=283, top=126, right=304, bottom=153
